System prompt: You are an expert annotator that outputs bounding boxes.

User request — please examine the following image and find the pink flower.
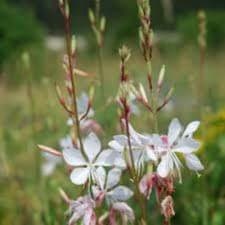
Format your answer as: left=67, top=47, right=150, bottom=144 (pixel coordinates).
left=139, top=173, right=156, bottom=199
left=68, top=196, right=96, bottom=225
left=161, top=195, right=175, bottom=221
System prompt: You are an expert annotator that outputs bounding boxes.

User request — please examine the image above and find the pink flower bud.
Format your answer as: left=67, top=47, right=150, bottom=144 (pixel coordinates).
left=161, top=195, right=175, bottom=221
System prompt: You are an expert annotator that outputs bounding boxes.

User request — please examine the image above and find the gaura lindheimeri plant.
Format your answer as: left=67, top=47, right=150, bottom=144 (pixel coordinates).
left=38, top=0, right=204, bottom=225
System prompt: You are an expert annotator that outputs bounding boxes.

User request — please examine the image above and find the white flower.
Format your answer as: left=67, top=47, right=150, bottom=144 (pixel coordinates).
left=68, top=196, right=96, bottom=225
left=109, top=122, right=157, bottom=169
left=67, top=92, right=102, bottom=134
left=67, top=92, right=94, bottom=127
left=41, top=152, right=62, bottom=176
left=156, top=118, right=204, bottom=180
left=129, top=93, right=140, bottom=116
left=92, top=167, right=133, bottom=204
left=62, top=132, right=123, bottom=185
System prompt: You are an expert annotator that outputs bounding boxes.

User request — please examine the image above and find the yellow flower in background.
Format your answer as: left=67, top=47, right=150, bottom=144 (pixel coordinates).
left=203, top=108, right=225, bottom=142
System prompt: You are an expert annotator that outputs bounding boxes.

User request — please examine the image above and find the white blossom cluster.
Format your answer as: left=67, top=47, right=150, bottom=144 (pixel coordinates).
left=59, top=117, right=203, bottom=225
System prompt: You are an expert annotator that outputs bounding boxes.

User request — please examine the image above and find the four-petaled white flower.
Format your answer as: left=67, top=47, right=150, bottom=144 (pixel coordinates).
left=109, top=122, right=157, bottom=169
left=63, top=132, right=123, bottom=185
left=92, top=167, right=133, bottom=205
left=156, top=118, right=204, bottom=180
left=68, top=196, right=96, bottom=225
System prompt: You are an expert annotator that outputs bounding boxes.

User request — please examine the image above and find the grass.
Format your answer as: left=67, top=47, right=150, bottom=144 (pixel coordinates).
left=0, top=42, right=225, bottom=225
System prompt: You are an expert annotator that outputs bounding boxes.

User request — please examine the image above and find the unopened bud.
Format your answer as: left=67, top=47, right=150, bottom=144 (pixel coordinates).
left=71, top=35, right=76, bottom=55
left=58, top=0, right=64, bottom=6
left=161, top=196, right=175, bottom=220
left=119, top=45, right=131, bottom=62
left=139, top=83, right=148, bottom=103
left=88, top=9, right=95, bottom=24
left=64, top=1, right=70, bottom=18
left=138, top=6, right=144, bottom=18
left=157, top=65, right=165, bottom=90
left=139, top=28, right=145, bottom=44
left=100, top=16, right=106, bottom=32
left=165, top=87, right=174, bottom=101
left=89, top=86, right=95, bottom=102
left=198, top=10, right=206, bottom=21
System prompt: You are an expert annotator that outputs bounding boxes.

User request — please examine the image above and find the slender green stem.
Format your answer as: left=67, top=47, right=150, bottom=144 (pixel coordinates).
left=63, top=2, right=86, bottom=157
left=146, top=60, right=159, bottom=133
left=98, top=46, right=105, bottom=99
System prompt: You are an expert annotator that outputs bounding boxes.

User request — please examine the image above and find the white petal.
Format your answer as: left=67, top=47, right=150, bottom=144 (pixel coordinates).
left=106, top=168, right=122, bottom=189
left=70, top=167, right=90, bottom=185
left=63, top=149, right=86, bottom=166
left=95, top=149, right=118, bottom=166
left=41, top=162, right=56, bottom=176
left=95, top=167, right=106, bottom=189
left=112, top=202, right=135, bottom=222
left=108, top=186, right=133, bottom=201
left=60, top=135, right=73, bottom=149
left=157, top=154, right=173, bottom=177
left=146, top=146, right=157, bottom=161
left=113, top=153, right=127, bottom=169
left=173, top=139, right=201, bottom=154
left=113, top=135, right=128, bottom=147
left=128, top=123, right=142, bottom=145
left=83, top=208, right=96, bottom=225
left=168, top=118, right=182, bottom=145
left=83, top=132, right=101, bottom=162
left=69, top=211, right=82, bottom=225
left=185, top=154, right=204, bottom=171
left=108, top=140, right=124, bottom=152
left=183, top=121, right=200, bottom=138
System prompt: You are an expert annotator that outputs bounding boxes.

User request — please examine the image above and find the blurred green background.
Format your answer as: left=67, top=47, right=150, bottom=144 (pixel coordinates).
left=0, top=0, right=225, bottom=225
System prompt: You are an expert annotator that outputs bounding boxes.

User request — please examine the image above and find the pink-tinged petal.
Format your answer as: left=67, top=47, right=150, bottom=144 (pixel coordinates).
left=161, top=195, right=175, bottom=220
left=83, top=132, right=101, bottom=162
left=173, top=139, right=201, bottom=154
left=92, top=186, right=105, bottom=205
left=95, top=167, right=106, bottom=189
left=63, top=149, right=86, bottom=166
left=157, top=154, right=173, bottom=178
left=106, top=168, right=122, bottom=189
left=70, top=167, right=90, bottom=185
left=108, top=140, right=124, bottom=152
left=168, top=118, right=182, bottom=145
left=81, top=119, right=102, bottom=135
left=83, top=208, right=96, bottom=225
left=183, top=121, right=200, bottom=138
left=184, top=154, right=204, bottom=171
left=112, top=202, right=135, bottom=223
left=108, top=186, right=133, bottom=201
left=139, top=173, right=154, bottom=199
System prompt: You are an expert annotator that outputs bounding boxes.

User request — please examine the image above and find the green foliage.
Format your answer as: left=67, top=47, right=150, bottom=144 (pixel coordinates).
left=0, top=1, right=44, bottom=67
left=177, top=11, right=225, bottom=48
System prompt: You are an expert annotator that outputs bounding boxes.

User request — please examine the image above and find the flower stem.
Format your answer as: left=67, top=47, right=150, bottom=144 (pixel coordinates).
left=61, top=0, right=85, bottom=156
left=97, top=46, right=105, bottom=99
